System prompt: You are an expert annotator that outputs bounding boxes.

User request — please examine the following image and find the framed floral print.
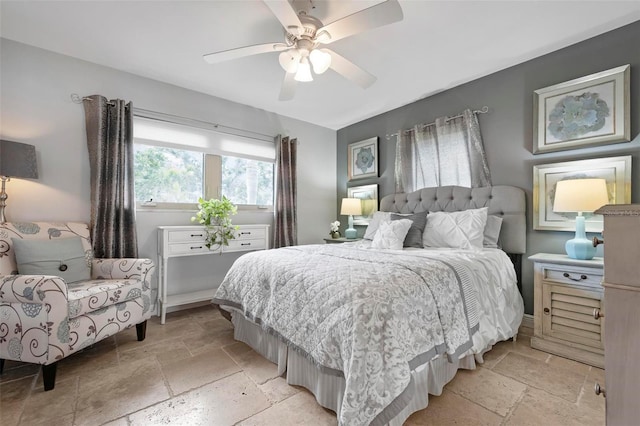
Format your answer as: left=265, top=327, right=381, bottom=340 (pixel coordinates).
left=347, top=184, right=378, bottom=225
left=348, top=137, right=378, bottom=181
left=533, top=64, right=630, bottom=154
left=533, top=155, right=631, bottom=232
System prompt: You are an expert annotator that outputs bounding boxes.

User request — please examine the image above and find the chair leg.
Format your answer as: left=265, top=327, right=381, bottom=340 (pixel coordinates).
left=42, top=363, right=57, bottom=391
left=136, top=320, right=147, bottom=341
left=0, top=358, right=4, bottom=374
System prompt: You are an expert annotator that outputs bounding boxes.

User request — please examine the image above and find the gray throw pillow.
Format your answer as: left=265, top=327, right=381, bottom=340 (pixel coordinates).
left=12, top=237, right=91, bottom=284
left=483, top=215, right=503, bottom=248
left=391, top=211, right=428, bottom=248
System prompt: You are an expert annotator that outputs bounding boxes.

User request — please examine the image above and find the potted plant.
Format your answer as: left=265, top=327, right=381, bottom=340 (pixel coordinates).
left=191, top=196, right=239, bottom=253
left=329, top=220, right=341, bottom=239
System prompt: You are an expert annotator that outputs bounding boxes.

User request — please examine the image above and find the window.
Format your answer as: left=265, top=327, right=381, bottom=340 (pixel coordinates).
left=132, top=114, right=275, bottom=209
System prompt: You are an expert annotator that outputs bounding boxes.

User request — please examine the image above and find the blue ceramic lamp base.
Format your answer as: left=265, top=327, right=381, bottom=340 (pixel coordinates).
left=565, top=215, right=596, bottom=260
left=345, top=215, right=357, bottom=239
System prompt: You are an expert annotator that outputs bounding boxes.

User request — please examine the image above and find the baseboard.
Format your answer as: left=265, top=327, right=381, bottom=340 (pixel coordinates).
left=521, top=314, right=534, bottom=329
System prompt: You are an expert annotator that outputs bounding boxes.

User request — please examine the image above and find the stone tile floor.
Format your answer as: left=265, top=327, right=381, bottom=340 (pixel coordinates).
left=0, top=305, right=605, bottom=425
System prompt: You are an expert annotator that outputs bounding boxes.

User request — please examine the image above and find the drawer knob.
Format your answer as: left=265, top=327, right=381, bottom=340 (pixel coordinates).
left=190, top=246, right=203, bottom=250
left=563, top=272, right=587, bottom=282
left=593, top=308, right=604, bottom=319
left=594, top=383, right=606, bottom=397
left=543, top=307, right=550, bottom=315
left=240, top=232, right=251, bottom=235
left=241, top=243, right=251, bottom=246
left=593, top=236, right=604, bottom=247
left=190, top=233, right=204, bottom=237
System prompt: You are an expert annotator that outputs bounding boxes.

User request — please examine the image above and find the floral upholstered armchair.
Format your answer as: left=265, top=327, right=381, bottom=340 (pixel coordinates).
left=0, top=222, right=154, bottom=391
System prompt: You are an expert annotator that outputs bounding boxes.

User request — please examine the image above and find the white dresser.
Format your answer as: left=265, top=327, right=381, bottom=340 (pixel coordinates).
left=594, top=205, right=640, bottom=425
left=157, top=224, right=269, bottom=324
left=529, top=253, right=604, bottom=368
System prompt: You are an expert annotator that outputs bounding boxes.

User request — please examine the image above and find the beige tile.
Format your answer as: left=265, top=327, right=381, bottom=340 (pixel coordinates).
left=19, top=376, right=78, bottom=425
left=21, top=413, right=74, bottom=426
left=223, top=342, right=280, bottom=385
left=45, top=339, right=119, bottom=382
left=101, top=418, right=129, bottom=426
left=117, top=317, right=197, bottom=351
left=161, top=347, right=241, bottom=395
left=547, top=354, right=592, bottom=375
left=239, top=391, right=337, bottom=426
left=257, top=377, right=301, bottom=404
left=447, top=367, right=526, bottom=416
left=118, top=339, right=191, bottom=366
left=479, top=340, right=511, bottom=369
left=506, top=387, right=604, bottom=426
left=182, top=319, right=236, bottom=354
left=507, top=335, right=552, bottom=361
left=518, top=326, right=534, bottom=337
left=129, top=372, right=270, bottom=425
left=0, top=361, right=39, bottom=384
left=579, top=373, right=606, bottom=413
left=75, top=357, right=169, bottom=425
left=405, top=389, right=503, bottom=426
left=0, top=376, right=33, bottom=426
left=588, top=366, right=605, bottom=384
left=493, top=352, right=585, bottom=402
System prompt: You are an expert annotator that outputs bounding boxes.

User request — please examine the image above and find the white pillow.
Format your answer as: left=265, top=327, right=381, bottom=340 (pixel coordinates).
left=423, top=207, right=488, bottom=250
left=371, top=219, right=413, bottom=250
left=363, top=211, right=391, bottom=240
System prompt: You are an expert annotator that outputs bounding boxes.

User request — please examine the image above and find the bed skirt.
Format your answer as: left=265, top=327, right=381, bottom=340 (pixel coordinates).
left=230, top=310, right=484, bottom=426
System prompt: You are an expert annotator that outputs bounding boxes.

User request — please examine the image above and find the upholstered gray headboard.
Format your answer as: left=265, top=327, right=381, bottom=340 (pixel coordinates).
left=379, top=185, right=526, bottom=254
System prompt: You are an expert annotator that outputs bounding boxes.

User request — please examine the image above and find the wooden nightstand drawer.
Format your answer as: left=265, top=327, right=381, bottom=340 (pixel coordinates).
left=543, top=266, right=603, bottom=287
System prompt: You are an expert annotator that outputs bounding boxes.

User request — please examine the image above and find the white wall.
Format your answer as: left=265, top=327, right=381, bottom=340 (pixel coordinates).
left=1, top=39, right=337, bottom=299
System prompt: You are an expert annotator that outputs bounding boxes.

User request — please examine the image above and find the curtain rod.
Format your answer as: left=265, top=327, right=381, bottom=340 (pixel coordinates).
left=70, top=93, right=275, bottom=143
left=384, top=106, right=489, bottom=140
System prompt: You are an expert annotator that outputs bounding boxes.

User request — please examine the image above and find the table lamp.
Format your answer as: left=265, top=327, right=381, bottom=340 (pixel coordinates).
left=0, top=140, right=39, bottom=223
left=553, top=178, right=608, bottom=260
left=341, top=198, right=362, bottom=239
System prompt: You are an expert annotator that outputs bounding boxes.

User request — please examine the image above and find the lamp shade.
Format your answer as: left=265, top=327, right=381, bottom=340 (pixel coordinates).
left=553, top=179, right=608, bottom=213
left=340, top=198, right=362, bottom=216
left=0, top=140, right=38, bottom=179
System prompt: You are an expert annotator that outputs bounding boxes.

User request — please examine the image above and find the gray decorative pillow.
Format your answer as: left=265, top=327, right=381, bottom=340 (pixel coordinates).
left=483, top=215, right=503, bottom=248
left=391, top=211, right=428, bottom=248
left=12, top=237, right=91, bottom=284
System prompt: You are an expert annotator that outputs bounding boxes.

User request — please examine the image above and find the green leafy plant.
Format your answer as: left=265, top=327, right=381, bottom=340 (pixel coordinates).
left=191, top=196, right=239, bottom=252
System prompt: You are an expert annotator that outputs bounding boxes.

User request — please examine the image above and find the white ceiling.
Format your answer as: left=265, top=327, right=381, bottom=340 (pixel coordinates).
left=1, top=1, right=639, bottom=130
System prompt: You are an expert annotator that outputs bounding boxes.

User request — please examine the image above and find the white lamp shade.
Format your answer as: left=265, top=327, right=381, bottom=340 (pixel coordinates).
left=278, top=50, right=300, bottom=73
left=309, top=49, right=331, bottom=74
left=553, top=179, right=609, bottom=213
left=294, top=57, right=313, bottom=82
left=340, top=198, right=362, bottom=216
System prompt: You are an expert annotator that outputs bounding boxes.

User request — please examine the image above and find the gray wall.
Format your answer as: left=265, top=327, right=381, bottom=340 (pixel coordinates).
left=337, top=21, right=640, bottom=314
left=1, top=39, right=337, bottom=305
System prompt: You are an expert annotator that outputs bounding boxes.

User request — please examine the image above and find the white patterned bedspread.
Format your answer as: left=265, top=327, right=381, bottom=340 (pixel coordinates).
left=213, top=244, right=518, bottom=426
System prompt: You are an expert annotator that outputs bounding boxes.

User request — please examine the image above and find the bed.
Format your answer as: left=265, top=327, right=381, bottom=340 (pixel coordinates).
left=213, top=185, right=526, bottom=426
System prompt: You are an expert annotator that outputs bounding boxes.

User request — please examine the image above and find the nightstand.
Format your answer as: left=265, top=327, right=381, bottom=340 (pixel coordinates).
left=323, top=237, right=362, bottom=244
left=529, top=253, right=604, bottom=367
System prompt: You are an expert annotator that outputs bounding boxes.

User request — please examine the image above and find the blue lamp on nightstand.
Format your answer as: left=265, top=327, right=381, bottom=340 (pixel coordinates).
left=553, top=178, right=609, bottom=260
left=341, top=198, right=362, bottom=239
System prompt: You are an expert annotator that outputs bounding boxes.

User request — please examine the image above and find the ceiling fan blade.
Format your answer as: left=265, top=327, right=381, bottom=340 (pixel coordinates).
left=263, top=0, right=304, bottom=35
left=325, top=49, right=376, bottom=89
left=279, top=71, right=297, bottom=101
left=316, top=0, right=403, bottom=44
left=203, top=43, right=288, bottom=64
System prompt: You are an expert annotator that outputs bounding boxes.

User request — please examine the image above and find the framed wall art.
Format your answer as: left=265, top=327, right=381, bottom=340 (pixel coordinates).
left=533, top=155, right=631, bottom=232
left=533, top=64, right=630, bottom=154
left=347, top=184, right=378, bottom=225
left=348, top=137, right=378, bottom=181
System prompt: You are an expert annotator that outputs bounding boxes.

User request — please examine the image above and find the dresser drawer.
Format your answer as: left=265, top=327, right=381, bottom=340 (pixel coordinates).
left=167, top=229, right=207, bottom=243
left=235, top=227, right=267, bottom=241
left=167, top=241, right=211, bottom=255
left=542, top=265, right=603, bottom=287
left=225, top=238, right=266, bottom=252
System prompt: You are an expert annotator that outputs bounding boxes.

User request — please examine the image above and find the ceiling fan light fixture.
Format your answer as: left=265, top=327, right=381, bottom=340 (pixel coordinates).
left=279, top=50, right=300, bottom=73
left=294, top=57, right=313, bottom=82
left=309, top=49, right=331, bottom=74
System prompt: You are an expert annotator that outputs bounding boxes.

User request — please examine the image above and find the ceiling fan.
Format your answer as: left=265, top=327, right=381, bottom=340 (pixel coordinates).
left=203, top=0, right=403, bottom=101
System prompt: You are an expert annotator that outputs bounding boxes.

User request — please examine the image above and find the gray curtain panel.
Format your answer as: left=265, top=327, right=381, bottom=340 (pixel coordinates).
left=83, top=95, right=138, bottom=258
left=273, top=135, right=297, bottom=248
left=395, top=109, right=491, bottom=192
